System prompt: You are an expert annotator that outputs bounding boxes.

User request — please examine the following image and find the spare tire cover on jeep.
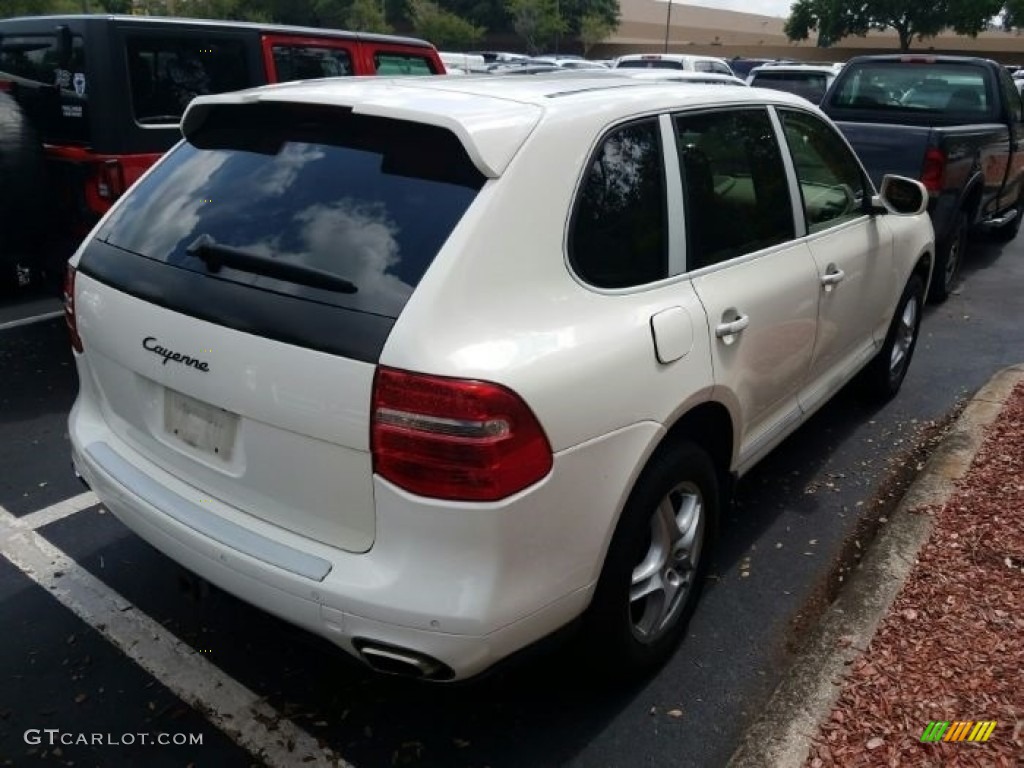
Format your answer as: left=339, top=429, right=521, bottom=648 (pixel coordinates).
left=0, top=92, right=48, bottom=267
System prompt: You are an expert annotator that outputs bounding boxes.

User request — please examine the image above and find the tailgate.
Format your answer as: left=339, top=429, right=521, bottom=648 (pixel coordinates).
left=835, top=121, right=933, bottom=189
left=75, top=270, right=378, bottom=552
left=71, top=100, right=487, bottom=553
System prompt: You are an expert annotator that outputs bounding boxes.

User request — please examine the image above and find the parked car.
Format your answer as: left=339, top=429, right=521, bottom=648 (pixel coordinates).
left=0, top=14, right=443, bottom=288
left=820, top=54, right=1024, bottom=302
left=614, top=53, right=736, bottom=76
left=541, top=58, right=610, bottom=70
left=747, top=63, right=842, bottom=103
left=728, top=57, right=778, bottom=78
left=67, top=75, right=933, bottom=681
left=439, top=51, right=487, bottom=74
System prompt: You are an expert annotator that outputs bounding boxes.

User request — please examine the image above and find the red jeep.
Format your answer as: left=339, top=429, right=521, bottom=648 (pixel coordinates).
left=0, top=14, right=443, bottom=290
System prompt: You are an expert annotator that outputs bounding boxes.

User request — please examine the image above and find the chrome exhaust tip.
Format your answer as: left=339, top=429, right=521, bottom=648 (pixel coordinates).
left=355, top=641, right=454, bottom=681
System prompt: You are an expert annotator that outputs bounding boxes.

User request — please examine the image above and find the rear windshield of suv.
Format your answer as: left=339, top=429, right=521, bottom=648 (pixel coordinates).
left=93, top=104, right=485, bottom=324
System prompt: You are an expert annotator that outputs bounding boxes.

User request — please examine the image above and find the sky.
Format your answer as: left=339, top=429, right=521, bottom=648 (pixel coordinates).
left=683, top=0, right=793, bottom=19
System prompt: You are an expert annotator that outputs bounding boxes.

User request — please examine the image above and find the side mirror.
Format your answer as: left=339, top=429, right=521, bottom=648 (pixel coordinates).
left=55, top=25, right=73, bottom=69
left=875, top=174, right=928, bottom=216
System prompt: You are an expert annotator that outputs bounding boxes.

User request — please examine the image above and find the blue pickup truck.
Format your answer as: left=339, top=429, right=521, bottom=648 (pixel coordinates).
left=821, top=54, right=1024, bottom=302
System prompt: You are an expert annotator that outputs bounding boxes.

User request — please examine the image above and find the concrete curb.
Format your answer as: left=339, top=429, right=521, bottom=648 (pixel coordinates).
left=726, top=364, right=1024, bottom=768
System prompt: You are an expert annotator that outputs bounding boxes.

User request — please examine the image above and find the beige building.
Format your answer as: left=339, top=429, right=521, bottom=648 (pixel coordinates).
left=596, top=0, right=1024, bottom=64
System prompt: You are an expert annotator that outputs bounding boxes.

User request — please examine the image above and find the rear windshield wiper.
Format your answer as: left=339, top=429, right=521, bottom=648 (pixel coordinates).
left=187, top=234, right=358, bottom=294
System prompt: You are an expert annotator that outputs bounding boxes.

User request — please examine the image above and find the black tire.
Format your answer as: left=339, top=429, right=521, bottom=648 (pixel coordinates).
left=581, top=440, right=718, bottom=677
left=990, top=195, right=1024, bottom=243
left=927, top=211, right=966, bottom=304
left=0, top=92, right=48, bottom=279
left=860, top=274, right=925, bottom=402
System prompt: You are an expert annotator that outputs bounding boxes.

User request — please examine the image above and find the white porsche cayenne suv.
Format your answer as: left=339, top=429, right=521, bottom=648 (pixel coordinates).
left=66, top=75, right=934, bottom=681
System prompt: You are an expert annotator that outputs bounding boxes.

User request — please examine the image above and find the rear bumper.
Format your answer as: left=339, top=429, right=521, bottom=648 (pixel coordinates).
left=69, top=381, right=660, bottom=680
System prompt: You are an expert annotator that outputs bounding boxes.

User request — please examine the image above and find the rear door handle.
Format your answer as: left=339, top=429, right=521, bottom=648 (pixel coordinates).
left=821, top=267, right=846, bottom=290
left=715, top=314, right=750, bottom=339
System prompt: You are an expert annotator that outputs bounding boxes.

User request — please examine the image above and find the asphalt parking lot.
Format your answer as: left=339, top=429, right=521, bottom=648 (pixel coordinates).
left=2, top=234, right=1023, bottom=768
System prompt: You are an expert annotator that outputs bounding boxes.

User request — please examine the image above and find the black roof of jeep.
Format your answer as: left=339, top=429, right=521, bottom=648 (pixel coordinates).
left=0, top=14, right=435, bottom=49
left=0, top=15, right=437, bottom=154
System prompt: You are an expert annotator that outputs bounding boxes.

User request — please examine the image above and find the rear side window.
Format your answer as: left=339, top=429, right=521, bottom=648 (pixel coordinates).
left=272, top=45, right=353, bottom=81
left=96, top=104, right=485, bottom=319
left=569, top=119, right=667, bottom=288
left=674, top=108, right=794, bottom=270
left=372, top=52, right=435, bottom=75
left=126, top=36, right=249, bottom=124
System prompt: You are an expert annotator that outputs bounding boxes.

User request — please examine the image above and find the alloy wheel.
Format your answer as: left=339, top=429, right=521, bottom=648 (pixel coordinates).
left=889, top=293, right=919, bottom=379
left=629, top=481, right=705, bottom=644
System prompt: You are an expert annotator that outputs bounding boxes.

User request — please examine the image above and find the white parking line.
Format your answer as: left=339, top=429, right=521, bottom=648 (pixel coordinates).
left=0, top=503, right=351, bottom=768
left=0, top=310, right=65, bottom=332
left=15, top=491, right=99, bottom=531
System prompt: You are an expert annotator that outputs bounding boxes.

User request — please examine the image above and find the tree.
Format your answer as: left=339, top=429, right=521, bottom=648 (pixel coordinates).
left=408, top=0, right=485, bottom=49
left=785, top=0, right=1004, bottom=52
left=345, top=0, right=392, bottom=33
left=578, top=10, right=616, bottom=55
left=1005, top=0, right=1024, bottom=26
left=508, top=0, right=567, bottom=54
left=5, top=0, right=80, bottom=13
left=558, top=0, right=618, bottom=38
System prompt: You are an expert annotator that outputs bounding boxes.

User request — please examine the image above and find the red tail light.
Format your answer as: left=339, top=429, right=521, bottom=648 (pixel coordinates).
left=0, top=80, right=12, bottom=92
left=371, top=367, right=553, bottom=502
left=98, top=159, right=125, bottom=200
left=64, top=264, right=84, bottom=353
left=920, top=147, right=946, bottom=193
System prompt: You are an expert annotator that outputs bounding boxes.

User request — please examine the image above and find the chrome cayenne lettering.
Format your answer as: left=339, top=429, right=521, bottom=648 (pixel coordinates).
left=142, top=337, right=210, bottom=372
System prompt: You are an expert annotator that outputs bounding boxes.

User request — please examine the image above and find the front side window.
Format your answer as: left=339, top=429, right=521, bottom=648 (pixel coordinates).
left=272, top=45, right=353, bottom=81
left=674, top=108, right=794, bottom=270
left=372, top=53, right=435, bottom=75
left=569, top=119, right=667, bottom=288
left=126, top=36, right=248, bottom=124
left=779, top=109, right=869, bottom=234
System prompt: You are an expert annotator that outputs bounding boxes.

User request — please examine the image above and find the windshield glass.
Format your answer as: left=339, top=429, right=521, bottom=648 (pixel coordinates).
left=827, top=62, right=993, bottom=119
left=98, top=104, right=485, bottom=318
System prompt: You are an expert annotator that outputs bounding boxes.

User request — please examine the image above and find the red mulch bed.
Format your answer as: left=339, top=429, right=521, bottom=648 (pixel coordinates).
left=804, top=383, right=1024, bottom=767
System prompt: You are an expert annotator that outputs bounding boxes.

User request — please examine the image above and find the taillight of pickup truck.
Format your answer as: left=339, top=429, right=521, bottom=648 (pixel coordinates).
left=920, top=147, right=947, bottom=193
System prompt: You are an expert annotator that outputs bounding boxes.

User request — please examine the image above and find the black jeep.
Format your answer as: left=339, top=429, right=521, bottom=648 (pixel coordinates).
left=0, top=14, right=442, bottom=291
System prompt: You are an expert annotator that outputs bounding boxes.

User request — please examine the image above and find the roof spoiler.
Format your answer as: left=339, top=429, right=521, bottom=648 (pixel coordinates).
left=181, top=85, right=543, bottom=178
